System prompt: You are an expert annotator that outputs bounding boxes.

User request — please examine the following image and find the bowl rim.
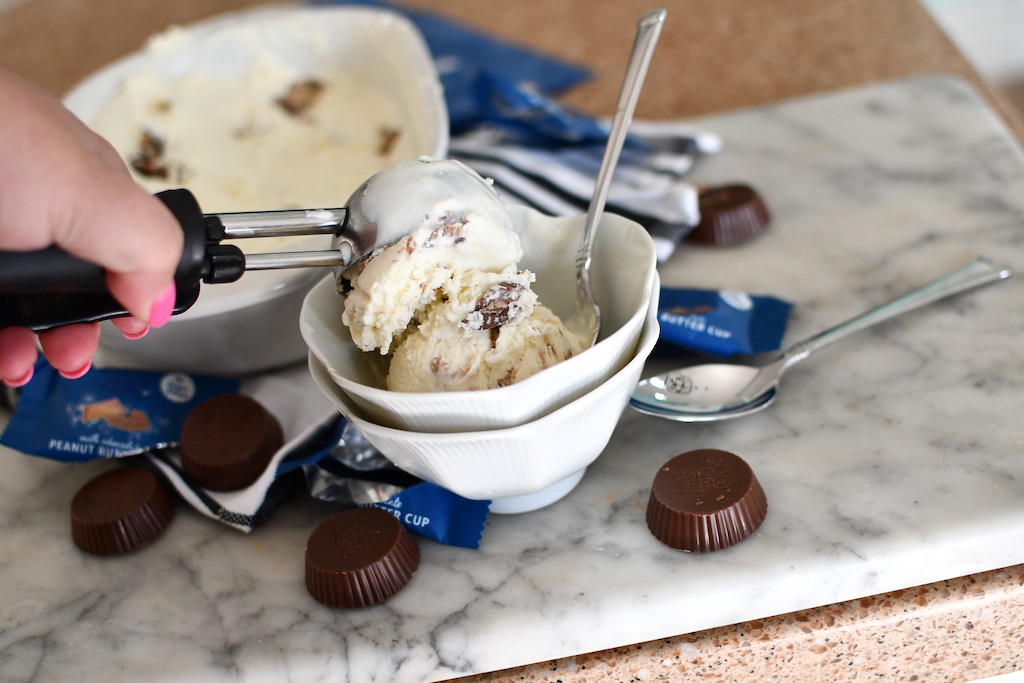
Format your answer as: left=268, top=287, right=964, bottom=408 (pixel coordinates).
left=322, top=271, right=655, bottom=399
left=304, top=208, right=657, bottom=400
left=63, top=4, right=442, bottom=115
left=308, top=286, right=660, bottom=441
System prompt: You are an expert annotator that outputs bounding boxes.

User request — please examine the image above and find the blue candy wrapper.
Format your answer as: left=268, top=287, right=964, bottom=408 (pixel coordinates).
left=0, top=360, right=238, bottom=460
left=472, top=72, right=608, bottom=147
left=658, top=288, right=793, bottom=358
left=371, top=482, right=489, bottom=549
left=303, top=420, right=490, bottom=549
left=2, top=363, right=489, bottom=545
left=317, top=0, right=721, bottom=262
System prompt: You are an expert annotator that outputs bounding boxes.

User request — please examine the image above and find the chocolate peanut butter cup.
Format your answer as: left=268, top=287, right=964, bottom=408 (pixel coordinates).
left=305, top=507, right=420, bottom=608
left=687, top=184, right=770, bottom=246
left=646, top=448, right=767, bottom=552
left=180, top=394, right=283, bottom=491
left=71, top=466, right=176, bottom=555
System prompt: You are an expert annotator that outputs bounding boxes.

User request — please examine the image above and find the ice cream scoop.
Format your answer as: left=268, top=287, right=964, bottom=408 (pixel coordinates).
left=336, top=157, right=587, bottom=392
left=0, top=167, right=419, bottom=332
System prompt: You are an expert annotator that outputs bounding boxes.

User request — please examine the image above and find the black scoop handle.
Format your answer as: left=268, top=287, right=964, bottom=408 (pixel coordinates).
left=0, top=189, right=241, bottom=331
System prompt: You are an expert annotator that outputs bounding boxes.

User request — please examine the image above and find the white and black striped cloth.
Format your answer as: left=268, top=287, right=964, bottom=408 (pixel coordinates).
left=134, top=365, right=340, bottom=533
left=452, top=122, right=722, bottom=263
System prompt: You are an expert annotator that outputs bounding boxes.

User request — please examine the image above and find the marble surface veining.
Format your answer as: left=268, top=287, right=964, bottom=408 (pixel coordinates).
left=2, top=75, right=1024, bottom=683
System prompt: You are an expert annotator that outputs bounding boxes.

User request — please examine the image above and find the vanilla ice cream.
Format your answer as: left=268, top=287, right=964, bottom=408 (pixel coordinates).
left=91, top=22, right=415, bottom=213
left=88, top=18, right=417, bottom=263
left=388, top=303, right=582, bottom=391
left=340, top=158, right=586, bottom=391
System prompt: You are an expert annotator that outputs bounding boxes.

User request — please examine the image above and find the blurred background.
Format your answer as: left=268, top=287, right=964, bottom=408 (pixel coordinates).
left=920, top=0, right=1024, bottom=114
left=1, top=0, right=1022, bottom=119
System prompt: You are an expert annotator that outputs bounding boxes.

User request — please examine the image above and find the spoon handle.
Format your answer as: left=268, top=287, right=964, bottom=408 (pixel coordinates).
left=575, top=8, right=666, bottom=277
left=780, top=256, right=1012, bottom=370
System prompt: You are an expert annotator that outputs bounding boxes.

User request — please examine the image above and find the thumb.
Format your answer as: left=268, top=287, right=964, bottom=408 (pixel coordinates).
left=57, top=161, right=184, bottom=326
left=1, top=67, right=185, bottom=327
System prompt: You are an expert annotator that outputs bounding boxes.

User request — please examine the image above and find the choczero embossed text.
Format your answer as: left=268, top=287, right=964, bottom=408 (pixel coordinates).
left=673, top=466, right=732, bottom=493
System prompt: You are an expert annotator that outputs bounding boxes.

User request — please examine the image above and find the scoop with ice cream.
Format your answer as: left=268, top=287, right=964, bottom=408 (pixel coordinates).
left=0, top=156, right=555, bottom=354
left=0, top=167, right=417, bottom=331
left=339, top=158, right=588, bottom=391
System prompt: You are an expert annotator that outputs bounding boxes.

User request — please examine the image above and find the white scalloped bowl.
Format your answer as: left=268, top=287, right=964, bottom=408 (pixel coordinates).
left=67, top=5, right=448, bottom=375
left=307, top=288, right=659, bottom=511
left=301, top=206, right=658, bottom=431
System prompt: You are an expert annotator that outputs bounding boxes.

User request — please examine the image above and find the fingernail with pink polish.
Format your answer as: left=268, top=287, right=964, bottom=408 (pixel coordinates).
left=59, top=360, right=92, bottom=380
left=122, top=324, right=150, bottom=341
left=3, top=366, right=34, bottom=388
left=150, top=283, right=176, bottom=329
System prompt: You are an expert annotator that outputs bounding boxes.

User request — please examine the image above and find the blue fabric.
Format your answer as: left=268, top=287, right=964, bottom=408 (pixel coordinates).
left=313, top=0, right=720, bottom=257
left=315, top=0, right=591, bottom=133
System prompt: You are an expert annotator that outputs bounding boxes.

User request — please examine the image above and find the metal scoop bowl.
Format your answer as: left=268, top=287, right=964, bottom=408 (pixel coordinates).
left=0, top=172, right=400, bottom=332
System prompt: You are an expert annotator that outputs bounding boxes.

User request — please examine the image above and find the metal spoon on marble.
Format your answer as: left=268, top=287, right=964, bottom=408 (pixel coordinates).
left=630, top=256, right=1012, bottom=422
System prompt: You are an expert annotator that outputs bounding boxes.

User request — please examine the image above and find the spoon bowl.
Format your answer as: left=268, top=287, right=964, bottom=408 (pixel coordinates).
left=631, top=256, right=1011, bottom=422
left=632, top=360, right=780, bottom=416
left=630, top=387, right=778, bottom=423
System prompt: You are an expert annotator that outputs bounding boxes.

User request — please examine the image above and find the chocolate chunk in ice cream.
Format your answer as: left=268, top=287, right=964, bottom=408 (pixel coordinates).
left=130, top=131, right=171, bottom=179
left=276, top=79, right=324, bottom=116
left=462, top=281, right=529, bottom=331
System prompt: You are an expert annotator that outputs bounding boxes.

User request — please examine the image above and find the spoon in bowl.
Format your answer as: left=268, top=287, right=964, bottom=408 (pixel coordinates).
left=565, top=8, right=666, bottom=348
left=630, top=256, right=1012, bottom=422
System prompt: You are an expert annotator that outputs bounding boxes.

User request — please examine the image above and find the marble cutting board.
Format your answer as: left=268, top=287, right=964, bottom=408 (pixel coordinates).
left=2, top=74, right=1024, bottom=683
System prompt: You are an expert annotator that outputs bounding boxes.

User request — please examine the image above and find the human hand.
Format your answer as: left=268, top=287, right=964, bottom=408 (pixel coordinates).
left=0, top=66, right=183, bottom=387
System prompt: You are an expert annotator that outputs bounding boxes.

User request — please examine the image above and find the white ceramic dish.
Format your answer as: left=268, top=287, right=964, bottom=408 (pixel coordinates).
left=67, top=5, right=448, bottom=375
left=301, top=206, right=658, bottom=430
left=307, top=285, right=659, bottom=512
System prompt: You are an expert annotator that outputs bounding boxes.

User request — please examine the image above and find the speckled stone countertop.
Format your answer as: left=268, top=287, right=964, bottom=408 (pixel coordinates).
left=3, top=2, right=1024, bottom=682
left=455, top=568, right=1024, bottom=681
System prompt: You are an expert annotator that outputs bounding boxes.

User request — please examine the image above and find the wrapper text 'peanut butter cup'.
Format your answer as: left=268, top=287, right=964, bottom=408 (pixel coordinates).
left=305, top=507, right=420, bottom=608
left=646, top=449, right=767, bottom=552
left=71, top=466, right=176, bottom=555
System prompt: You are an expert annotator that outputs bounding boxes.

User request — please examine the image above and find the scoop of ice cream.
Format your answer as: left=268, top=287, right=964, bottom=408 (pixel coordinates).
left=387, top=305, right=584, bottom=392
left=354, top=157, right=522, bottom=266
left=341, top=157, right=587, bottom=391
left=342, top=159, right=528, bottom=353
